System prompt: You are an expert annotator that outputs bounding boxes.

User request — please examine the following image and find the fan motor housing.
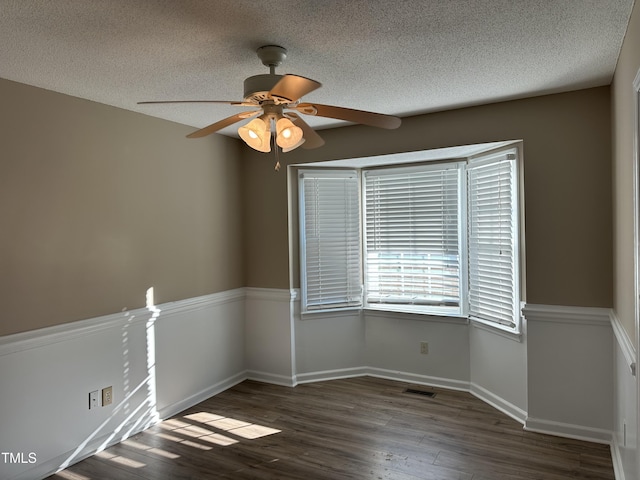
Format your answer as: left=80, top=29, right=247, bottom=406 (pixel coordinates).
left=243, top=74, right=283, bottom=103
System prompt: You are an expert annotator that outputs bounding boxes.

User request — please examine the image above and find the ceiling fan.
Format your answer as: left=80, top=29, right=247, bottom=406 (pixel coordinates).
left=138, top=45, right=401, bottom=153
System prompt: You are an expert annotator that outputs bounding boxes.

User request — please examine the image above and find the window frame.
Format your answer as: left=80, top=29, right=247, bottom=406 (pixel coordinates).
left=362, top=161, right=467, bottom=317
left=467, top=149, right=521, bottom=332
left=298, top=169, right=363, bottom=313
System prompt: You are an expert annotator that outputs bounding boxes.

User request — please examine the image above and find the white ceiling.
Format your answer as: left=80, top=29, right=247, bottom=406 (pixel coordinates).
left=0, top=1, right=634, bottom=138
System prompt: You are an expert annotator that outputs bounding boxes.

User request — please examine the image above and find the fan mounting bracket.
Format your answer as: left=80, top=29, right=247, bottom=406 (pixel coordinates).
left=257, top=45, right=287, bottom=69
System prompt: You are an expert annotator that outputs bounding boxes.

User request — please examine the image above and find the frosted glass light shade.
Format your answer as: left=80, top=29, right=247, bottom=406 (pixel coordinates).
left=238, top=118, right=271, bottom=152
left=276, top=118, right=304, bottom=150
left=282, top=137, right=306, bottom=153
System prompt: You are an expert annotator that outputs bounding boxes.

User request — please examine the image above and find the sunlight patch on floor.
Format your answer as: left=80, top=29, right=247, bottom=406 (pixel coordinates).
left=53, top=470, right=91, bottom=480
left=174, top=425, right=216, bottom=438
left=184, top=412, right=225, bottom=423
left=122, top=438, right=180, bottom=459
left=184, top=411, right=282, bottom=440
left=95, top=450, right=146, bottom=468
left=207, top=417, right=251, bottom=430
left=230, top=424, right=282, bottom=439
left=180, top=439, right=214, bottom=450
left=154, top=432, right=213, bottom=451
left=199, top=433, right=240, bottom=446
left=159, top=418, right=191, bottom=430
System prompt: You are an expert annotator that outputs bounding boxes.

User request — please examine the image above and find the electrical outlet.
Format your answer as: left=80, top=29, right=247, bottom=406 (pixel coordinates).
left=102, top=386, right=113, bottom=406
left=89, top=390, right=100, bottom=409
left=420, top=342, right=429, bottom=355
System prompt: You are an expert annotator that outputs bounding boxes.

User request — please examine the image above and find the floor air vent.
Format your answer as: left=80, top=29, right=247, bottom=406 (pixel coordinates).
left=404, top=388, right=436, bottom=398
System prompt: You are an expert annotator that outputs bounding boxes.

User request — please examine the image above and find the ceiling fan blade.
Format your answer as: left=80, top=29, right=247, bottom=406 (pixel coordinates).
left=286, top=112, right=325, bottom=149
left=186, top=111, right=260, bottom=138
left=138, top=100, right=256, bottom=106
left=269, top=74, right=322, bottom=103
left=296, top=103, right=401, bottom=129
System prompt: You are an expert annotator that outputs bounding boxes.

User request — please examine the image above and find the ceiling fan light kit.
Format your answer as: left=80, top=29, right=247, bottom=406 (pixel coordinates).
left=138, top=45, right=401, bottom=153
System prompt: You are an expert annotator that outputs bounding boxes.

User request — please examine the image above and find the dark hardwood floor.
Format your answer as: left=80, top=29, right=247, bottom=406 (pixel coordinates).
left=48, top=377, right=614, bottom=479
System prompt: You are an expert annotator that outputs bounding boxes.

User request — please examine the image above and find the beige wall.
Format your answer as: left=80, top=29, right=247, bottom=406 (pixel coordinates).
left=243, top=87, right=613, bottom=310
left=612, top=2, right=640, bottom=340
left=1, top=72, right=617, bottom=335
left=0, top=78, right=244, bottom=336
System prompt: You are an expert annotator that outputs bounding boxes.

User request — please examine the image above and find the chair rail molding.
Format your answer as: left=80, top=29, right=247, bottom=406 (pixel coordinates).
left=611, top=309, right=637, bottom=376
left=521, top=303, right=611, bottom=325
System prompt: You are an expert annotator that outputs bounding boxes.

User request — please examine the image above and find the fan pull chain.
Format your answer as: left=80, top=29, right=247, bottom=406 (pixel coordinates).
left=273, top=130, right=281, bottom=171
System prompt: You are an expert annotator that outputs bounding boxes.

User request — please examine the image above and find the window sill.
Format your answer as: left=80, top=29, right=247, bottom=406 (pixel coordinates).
left=300, top=307, right=362, bottom=320
left=363, top=307, right=469, bottom=325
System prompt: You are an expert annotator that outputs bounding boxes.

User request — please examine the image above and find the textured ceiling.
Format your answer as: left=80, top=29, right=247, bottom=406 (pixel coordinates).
left=0, top=1, right=635, bottom=137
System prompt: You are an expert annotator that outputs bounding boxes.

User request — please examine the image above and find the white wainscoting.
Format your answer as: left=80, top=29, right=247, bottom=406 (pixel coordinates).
left=295, top=309, right=366, bottom=381
left=0, top=288, right=246, bottom=480
left=244, top=287, right=297, bottom=386
left=523, top=303, right=613, bottom=443
left=469, top=319, right=528, bottom=424
left=610, top=311, right=638, bottom=480
left=1, top=289, right=631, bottom=479
left=365, top=310, right=471, bottom=389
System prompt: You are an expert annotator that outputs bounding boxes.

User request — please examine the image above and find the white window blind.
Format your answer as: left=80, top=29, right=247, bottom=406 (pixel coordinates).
left=467, top=151, right=519, bottom=328
left=363, top=164, right=462, bottom=312
left=299, top=170, right=362, bottom=312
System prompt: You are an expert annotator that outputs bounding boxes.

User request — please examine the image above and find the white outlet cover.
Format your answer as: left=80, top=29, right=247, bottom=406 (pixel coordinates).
left=89, top=390, right=100, bottom=409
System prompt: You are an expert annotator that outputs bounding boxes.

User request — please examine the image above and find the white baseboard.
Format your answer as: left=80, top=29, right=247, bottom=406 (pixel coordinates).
left=294, top=367, right=471, bottom=393
left=246, top=370, right=297, bottom=387
left=610, top=437, right=627, bottom=480
left=295, top=367, right=368, bottom=384
left=157, top=371, right=247, bottom=420
left=471, top=382, right=527, bottom=425
left=367, top=367, right=470, bottom=392
left=524, top=416, right=613, bottom=445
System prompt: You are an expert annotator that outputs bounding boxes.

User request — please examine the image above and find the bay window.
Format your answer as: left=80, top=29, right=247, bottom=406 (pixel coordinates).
left=298, top=143, right=522, bottom=332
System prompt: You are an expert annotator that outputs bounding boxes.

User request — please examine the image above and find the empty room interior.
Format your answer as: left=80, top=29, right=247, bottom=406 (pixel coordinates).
left=2, top=1, right=640, bottom=479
